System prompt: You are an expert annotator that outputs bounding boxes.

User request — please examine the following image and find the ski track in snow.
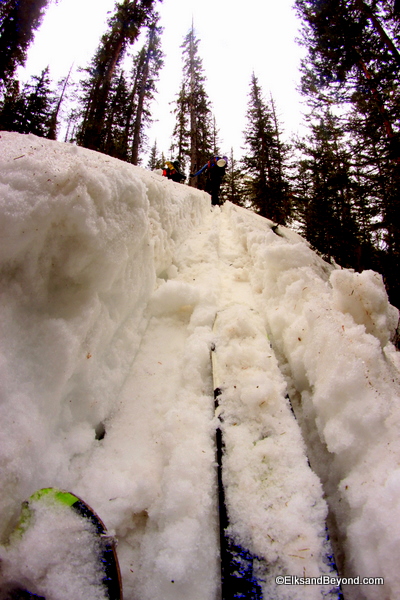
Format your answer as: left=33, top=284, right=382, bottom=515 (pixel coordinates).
left=1, top=133, right=400, bottom=600
left=89, top=206, right=336, bottom=600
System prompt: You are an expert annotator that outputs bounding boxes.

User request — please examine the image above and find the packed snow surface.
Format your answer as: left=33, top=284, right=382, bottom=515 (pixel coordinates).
left=0, top=132, right=399, bottom=600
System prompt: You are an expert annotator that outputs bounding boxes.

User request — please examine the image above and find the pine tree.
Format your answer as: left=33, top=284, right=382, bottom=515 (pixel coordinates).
left=0, top=78, right=25, bottom=131
left=296, top=0, right=400, bottom=150
left=147, top=141, right=165, bottom=170
left=171, top=24, right=213, bottom=185
left=295, top=0, right=400, bottom=306
left=102, top=69, right=130, bottom=158
left=91, top=19, right=163, bottom=163
left=76, top=0, right=161, bottom=152
left=129, top=22, right=163, bottom=164
left=170, top=82, right=190, bottom=167
left=0, top=0, right=51, bottom=87
left=23, top=67, right=55, bottom=136
left=0, top=67, right=55, bottom=136
left=269, top=94, right=292, bottom=222
left=292, top=109, right=363, bottom=268
left=220, top=148, right=246, bottom=206
left=211, top=115, right=221, bottom=155
left=242, top=74, right=291, bottom=224
left=147, top=139, right=159, bottom=169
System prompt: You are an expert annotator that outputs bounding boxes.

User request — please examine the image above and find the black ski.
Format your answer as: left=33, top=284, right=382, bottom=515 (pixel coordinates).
left=214, top=381, right=263, bottom=600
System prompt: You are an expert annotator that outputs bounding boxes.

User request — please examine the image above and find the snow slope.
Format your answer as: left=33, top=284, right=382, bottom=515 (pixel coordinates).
left=0, top=132, right=399, bottom=600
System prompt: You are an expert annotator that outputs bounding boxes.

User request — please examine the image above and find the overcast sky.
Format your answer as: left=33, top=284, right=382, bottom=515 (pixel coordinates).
left=19, top=0, right=307, bottom=160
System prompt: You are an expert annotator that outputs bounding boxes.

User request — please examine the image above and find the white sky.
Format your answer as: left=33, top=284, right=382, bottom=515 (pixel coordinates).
left=19, top=0, right=307, bottom=159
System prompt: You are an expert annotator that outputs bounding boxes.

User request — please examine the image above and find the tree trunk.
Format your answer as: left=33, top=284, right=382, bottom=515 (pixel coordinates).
left=47, top=65, right=73, bottom=140
left=131, top=30, right=155, bottom=164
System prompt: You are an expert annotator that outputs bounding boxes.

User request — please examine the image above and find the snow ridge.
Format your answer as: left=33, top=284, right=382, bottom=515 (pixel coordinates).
left=226, top=202, right=400, bottom=600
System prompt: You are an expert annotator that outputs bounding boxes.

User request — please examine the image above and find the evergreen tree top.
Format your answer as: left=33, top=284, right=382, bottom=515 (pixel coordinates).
left=0, top=0, right=51, bottom=85
left=180, top=24, right=207, bottom=89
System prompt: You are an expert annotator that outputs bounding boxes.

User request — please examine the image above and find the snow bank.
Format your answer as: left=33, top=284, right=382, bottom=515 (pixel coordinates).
left=225, top=201, right=400, bottom=600
left=1, top=132, right=399, bottom=600
left=0, top=133, right=210, bottom=570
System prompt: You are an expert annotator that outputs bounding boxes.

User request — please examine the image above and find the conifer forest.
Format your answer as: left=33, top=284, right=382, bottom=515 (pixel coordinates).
left=1, top=0, right=400, bottom=309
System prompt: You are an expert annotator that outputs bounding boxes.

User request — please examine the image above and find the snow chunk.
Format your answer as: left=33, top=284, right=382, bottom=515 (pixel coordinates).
left=148, top=280, right=200, bottom=316
left=331, top=269, right=399, bottom=347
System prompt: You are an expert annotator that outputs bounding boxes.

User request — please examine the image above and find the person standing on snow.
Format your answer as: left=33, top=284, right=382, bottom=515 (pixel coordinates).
left=162, top=160, right=186, bottom=183
left=190, top=155, right=228, bottom=205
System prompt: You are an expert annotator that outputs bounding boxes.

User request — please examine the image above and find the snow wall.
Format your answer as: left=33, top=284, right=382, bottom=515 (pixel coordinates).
left=0, top=133, right=214, bottom=597
left=0, top=131, right=210, bottom=498
left=1, top=132, right=400, bottom=600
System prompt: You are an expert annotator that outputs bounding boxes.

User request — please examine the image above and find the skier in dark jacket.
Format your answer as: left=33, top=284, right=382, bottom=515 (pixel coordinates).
left=162, top=160, right=186, bottom=183
left=190, top=156, right=228, bottom=205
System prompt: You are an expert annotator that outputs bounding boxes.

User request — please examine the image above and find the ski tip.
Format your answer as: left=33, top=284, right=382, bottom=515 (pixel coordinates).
left=8, top=488, right=123, bottom=600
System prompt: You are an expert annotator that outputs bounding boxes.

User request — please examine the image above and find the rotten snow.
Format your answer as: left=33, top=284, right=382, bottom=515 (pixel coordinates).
left=0, top=132, right=399, bottom=600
